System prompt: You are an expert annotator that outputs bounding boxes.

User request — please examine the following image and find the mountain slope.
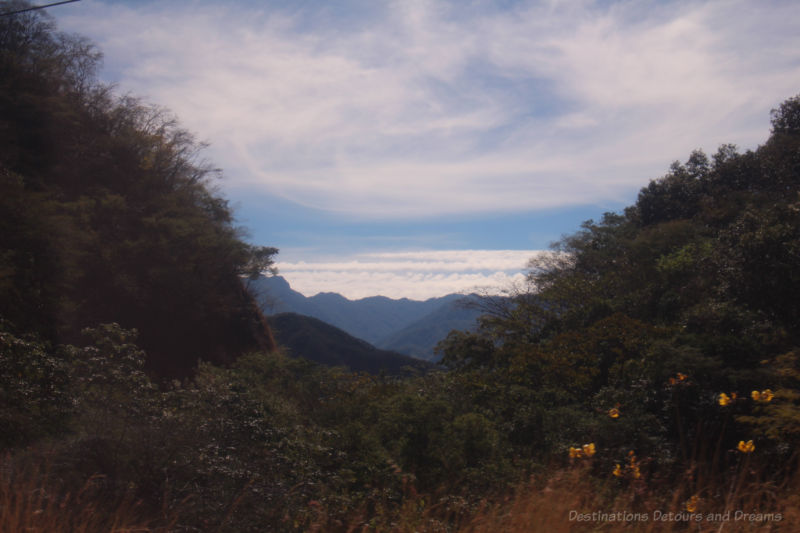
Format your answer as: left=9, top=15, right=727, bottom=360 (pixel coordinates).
left=375, top=295, right=483, bottom=361
left=267, top=313, right=433, bottom=375
left=0, top=11, right=276, bottom=378
left=249, top=275, right=470, bottom=346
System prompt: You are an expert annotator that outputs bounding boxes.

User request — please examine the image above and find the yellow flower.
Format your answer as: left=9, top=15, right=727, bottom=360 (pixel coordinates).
left=608, top=407, right=620, bottom=418
left=685, top=495, right=699, bottom=513
left=718, top=393, right=732, bottom=406
left=753, top=389, right=774, bottom=402
left=612, top=464, right=622, bottom=477
left=582, top=443, right=596, bottom=457
left=750, top=389, right=775, bottom=403
left=737, top=440, right=755, bottom=453
left=626, top=451, right=641, bottom=478
left=569, top=446, right=583, bottom=458
left=669, top=373, right=688, bottom=386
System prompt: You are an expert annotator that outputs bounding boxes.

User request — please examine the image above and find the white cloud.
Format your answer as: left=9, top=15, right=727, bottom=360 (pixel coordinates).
left=275, top=249, right=546, bottom=299
left=57, top=0, right=800, bottom=218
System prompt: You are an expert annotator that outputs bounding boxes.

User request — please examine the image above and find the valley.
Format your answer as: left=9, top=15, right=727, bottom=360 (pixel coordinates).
left=249, top=275, right=484, bottom=362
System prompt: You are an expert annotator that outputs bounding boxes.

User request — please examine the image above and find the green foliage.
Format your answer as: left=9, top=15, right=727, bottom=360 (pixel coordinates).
left=67, top=323, right=153, bottom=406
left=770, top=94, right=800, bottom=135
left=738, top=350, right=800, bottom=446
left=268, top=312, right=432, bottom=375
left=0, top=6, right=276, bottom=377
left=438, top=93, right=800, bottom=486
left=438, top=330, right=497, bottom=371
left=0, top=320, right=70, bottom=447
left=242, top=245, right=280, bottom=279
left=3, top=7, right=800, bottom=528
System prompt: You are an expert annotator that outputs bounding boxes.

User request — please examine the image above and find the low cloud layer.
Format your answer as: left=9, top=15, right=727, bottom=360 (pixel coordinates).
left=276, top=250, right=544, bottom=299
left=58, top=0, right=800, bottom=219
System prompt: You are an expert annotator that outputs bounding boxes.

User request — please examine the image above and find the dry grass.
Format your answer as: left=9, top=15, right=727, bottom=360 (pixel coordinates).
left=460, top=461, right=800, bottom=533
left=0, top=461, right=163, bottom=533
left=331, top=455, right=800, bottom=533
left=5, top=454, right=799, bottom=532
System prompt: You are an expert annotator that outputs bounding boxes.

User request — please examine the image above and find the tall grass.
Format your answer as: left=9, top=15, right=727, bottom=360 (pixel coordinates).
left=5, top=448, right=798, bottom=532
left=328, top=453, right=800, bottom=533
left=0, top=460, right=162, bottom=533
left=461, top=457, right=800, bottom=533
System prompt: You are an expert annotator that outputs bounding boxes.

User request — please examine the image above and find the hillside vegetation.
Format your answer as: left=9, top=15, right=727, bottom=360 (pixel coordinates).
left=252, top=274, right=479, bottom=354
left=2, top=5, right=800, bottom=532
left=0, top=3, right=277, bottom=377
left=267, top=312, right=432, bottom=374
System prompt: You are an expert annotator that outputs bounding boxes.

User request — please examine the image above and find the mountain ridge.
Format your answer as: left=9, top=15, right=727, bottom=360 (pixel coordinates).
left=267, top=312, right=432, bottom=375
left=375, top=294, right=483, bottom=360
left=248, top=275, right=483, bottom=360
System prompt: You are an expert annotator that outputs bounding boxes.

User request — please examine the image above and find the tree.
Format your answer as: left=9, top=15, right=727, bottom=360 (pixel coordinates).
left=770, top=93, right=800, bottom=135
left=1, top=5, right=277, bottom=377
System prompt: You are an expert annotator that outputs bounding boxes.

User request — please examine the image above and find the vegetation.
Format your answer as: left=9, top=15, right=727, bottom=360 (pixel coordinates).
left=2, top=3, right=799, bottom=531
left=267, top=312, right=433, bottom=375
left=0, top=1, right=276, bottom=378
left=251, top=274, right=479, bottom=355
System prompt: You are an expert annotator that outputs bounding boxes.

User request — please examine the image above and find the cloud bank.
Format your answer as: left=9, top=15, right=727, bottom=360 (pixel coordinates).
left=58, top=0, right=800, bottom=219
left=276, top=250, right=544, bottom=300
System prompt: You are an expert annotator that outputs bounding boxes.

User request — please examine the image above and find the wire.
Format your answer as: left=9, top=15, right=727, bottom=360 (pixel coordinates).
left=0, top=0, right=82, bottom=17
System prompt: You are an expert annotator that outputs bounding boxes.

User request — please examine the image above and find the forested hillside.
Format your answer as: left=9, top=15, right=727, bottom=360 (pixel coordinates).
left=436, top=95, right=800, bottom=478
left=439, top=97, right=800, bottom=459
left=2, top=4, right=800, bottom=532
left=253, top=274, right=482, bottom=360
left=252, top=274, right=474, bottom=347
left=0, top=4, right=277, bottom=377
left=376, top=294, right=483, bottom=360
left=267, top=312, right=432, bottom=374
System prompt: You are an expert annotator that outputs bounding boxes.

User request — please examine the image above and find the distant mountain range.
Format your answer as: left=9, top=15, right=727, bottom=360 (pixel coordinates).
left=375, top=297, right=484, bottom=359
left=267, top=313, right=433, bottom=375
left=247, top=275, right=483, bottom=361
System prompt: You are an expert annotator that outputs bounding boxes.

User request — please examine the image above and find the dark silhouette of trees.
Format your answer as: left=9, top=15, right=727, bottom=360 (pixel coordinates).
left=0, top=4, right=275, bottom=377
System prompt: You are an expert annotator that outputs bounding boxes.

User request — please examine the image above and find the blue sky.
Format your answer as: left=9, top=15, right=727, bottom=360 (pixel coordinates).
left=48, top=0, right=800, bottom=298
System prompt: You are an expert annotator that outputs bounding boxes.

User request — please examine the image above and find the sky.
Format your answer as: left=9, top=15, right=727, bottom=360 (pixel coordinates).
left=45, top=0, right=800, bottom=299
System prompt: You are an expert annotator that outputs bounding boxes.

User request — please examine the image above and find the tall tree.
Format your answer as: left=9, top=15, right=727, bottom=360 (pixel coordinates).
left=0, top=3, right=276, bottom=377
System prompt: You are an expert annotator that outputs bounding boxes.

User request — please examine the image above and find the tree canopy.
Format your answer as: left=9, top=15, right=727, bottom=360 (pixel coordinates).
left=0, top=4, right=276, bottom=377
left=439, top=93, right=800, bottom=467
left=2, top=2, right=800, bottom=529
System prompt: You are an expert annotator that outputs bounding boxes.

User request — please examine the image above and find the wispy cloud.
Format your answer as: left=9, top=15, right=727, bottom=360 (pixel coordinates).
left=276, top=250, right=544, bottom=299
left=58, top=0, right=800, bottom=219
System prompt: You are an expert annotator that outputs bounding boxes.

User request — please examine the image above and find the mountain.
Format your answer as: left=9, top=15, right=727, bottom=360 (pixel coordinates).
left=375, top=295, right=483, bottom=361
left=267, top=313, right=433, bottom=375
left=248, top=276, right=482, bottom=357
